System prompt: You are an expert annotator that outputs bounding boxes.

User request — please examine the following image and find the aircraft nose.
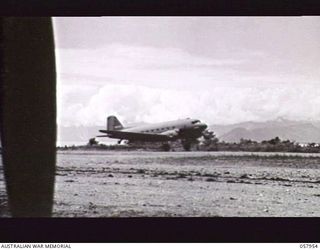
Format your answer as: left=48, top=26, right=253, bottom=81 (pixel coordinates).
left=197, top=123, right=207, bottom=130
left=201, top=123, right=208, bottom=129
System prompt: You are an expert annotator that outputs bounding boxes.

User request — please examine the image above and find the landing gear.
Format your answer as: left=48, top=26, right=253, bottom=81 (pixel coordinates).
left=118, top=139, right=123, bottom=144
left=181, top=139, right=199, bottom=151
left=161, top=143, right=171, bottom=151
left=182, top=141, right=192, bottom=151
left=183, top=143, right=191, bottom=151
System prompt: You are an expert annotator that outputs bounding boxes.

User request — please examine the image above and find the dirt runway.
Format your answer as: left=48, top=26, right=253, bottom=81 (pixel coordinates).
left=52, top=151, right=320, bottom=217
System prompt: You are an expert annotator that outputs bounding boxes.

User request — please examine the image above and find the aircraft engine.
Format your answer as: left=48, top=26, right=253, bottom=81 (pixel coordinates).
left=161, top=129, right=179, bottom=138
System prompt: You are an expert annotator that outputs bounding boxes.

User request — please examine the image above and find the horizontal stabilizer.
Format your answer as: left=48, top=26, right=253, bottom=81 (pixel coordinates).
left=99, top=130, right=109, bottom=133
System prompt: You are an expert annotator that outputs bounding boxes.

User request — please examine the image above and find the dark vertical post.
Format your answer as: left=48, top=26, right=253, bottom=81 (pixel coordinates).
left=0, top=18, right=56, bottom=217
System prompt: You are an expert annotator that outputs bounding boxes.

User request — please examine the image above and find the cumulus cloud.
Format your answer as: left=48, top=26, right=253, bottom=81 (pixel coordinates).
left=58, top=82, right=320, bottom=126
left=55, top=44, right=320, bottom=126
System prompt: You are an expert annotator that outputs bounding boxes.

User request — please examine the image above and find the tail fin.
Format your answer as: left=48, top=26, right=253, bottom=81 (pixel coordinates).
left=107, top=116, right=123, bottom=131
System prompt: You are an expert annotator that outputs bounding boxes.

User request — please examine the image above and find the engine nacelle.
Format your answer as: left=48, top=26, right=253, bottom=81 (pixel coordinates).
left=161, top=129, right=179, bottom=138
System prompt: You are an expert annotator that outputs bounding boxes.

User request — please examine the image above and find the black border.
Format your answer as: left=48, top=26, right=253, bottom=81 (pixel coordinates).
left=1, top=0, right=320, bottom=244
left=0, top=218, right=320, bottom=242
left=0, top=0, right=319, bottom=16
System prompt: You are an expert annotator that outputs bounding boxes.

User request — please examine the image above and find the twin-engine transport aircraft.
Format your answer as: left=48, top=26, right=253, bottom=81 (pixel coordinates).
left=97, top=116, right=208, bottom=151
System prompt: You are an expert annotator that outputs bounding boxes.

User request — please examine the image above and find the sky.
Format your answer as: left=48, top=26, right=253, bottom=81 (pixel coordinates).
left=53, top=17, right=320, bottom=127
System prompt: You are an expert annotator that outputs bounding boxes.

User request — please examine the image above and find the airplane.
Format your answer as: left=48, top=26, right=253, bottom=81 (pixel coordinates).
left=97, top=115, right=208, bottom=151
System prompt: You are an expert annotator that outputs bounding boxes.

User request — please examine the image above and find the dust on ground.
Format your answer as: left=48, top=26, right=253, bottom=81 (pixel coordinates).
left=1, top=151, right=320, bottom=217
left=52, top=151, right=320, bottom=217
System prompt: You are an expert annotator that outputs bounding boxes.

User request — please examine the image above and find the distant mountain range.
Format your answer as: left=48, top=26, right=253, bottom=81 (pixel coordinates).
left=210, top=119, right=320, bottom=143
left=57, top=126, right=105, bottom=146
left=57, top=122, right=149, bottom=146
left=57, top=119, right=320, bottom=146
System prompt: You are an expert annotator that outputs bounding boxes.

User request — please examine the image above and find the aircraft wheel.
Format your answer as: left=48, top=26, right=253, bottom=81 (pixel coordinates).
left=162, top=143, right=171, bottom=151
left=182, top=142, right=191, bottom=151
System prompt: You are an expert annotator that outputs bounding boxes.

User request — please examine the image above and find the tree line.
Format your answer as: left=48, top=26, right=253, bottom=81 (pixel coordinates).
left=57, top=131, right=320, bottom=153
left=200, top=130, right=320, bottom=153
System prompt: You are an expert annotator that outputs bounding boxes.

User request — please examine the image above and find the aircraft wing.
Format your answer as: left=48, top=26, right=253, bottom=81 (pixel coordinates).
left=98, top=130, right=173, bottom=141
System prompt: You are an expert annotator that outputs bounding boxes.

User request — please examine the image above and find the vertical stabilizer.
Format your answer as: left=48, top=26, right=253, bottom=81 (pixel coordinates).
left=107, top=116, right=123, bottom=131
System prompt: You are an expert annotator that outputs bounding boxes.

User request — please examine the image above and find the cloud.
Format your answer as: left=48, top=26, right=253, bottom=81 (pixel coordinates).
left=55, top=44, right=320, bottom=126
left=58, top=82, right=320, bottom=126
left=55, top=44, right=252, bottom=89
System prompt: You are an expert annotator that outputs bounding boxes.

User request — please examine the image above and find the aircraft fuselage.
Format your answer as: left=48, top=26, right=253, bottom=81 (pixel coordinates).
left=98, top=116, right=208, bottom=144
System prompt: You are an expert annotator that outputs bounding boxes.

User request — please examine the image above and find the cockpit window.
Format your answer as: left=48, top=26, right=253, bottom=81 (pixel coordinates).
left=191, top=120, right=200, bottom=124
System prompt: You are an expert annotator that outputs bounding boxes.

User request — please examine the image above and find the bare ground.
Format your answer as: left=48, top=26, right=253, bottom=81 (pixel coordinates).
left=52, top=151, right=320, bottom=217
left=1, top=151, right=320, bottom=217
